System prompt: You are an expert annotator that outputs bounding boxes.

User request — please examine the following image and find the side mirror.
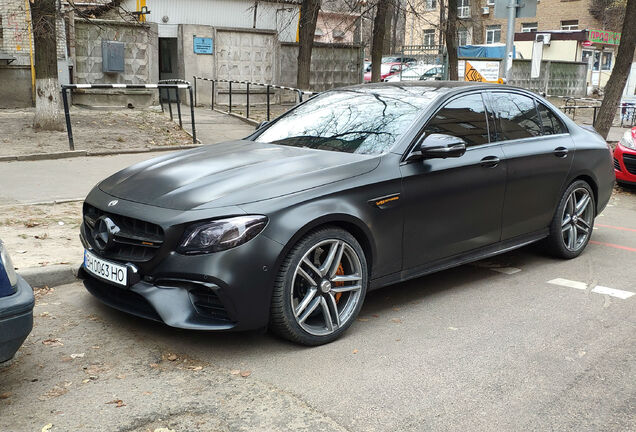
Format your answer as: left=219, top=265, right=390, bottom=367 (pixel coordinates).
left=410, top=134, right=467, bottom=160
left=256, top=120, right=270, bottom=130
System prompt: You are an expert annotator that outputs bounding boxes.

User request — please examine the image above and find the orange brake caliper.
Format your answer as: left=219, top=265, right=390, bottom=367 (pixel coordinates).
left=334, top=264, right=344, bottom=302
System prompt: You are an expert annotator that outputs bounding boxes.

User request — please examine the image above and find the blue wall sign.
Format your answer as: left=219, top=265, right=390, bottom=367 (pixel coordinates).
left=193, top=37, right=213, bottom=54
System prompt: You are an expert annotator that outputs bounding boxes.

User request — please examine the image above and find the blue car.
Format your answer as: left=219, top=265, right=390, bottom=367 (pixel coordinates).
left=0, top=240, right=34, bottom=363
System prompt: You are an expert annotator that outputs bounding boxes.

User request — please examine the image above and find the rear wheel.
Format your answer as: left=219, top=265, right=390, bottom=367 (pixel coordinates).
left=270, top=227, right=368, bottom=346
left=545, top=180, right=595, bottom=259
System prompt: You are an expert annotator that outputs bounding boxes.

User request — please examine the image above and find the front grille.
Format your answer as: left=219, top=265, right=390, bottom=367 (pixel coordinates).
left=83, top=204, right=164, bottom=263
left=623, top=154, right=636, bottom=175
left=84, top=277, right=162, bottom=322
left=614, top=158, right=622, bottom=171
left=189, top=288, right=231, bottom=322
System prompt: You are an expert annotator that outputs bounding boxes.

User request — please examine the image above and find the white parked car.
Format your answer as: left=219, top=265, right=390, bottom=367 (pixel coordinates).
left=385, top=65, right=443, bottom=82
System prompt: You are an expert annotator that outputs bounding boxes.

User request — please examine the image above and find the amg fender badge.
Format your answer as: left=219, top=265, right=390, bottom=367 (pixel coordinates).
left=369, top=193, right=400, bottom=209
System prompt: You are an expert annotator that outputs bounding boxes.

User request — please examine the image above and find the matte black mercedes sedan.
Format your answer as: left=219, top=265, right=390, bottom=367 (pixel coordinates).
left=80, top=82, right=614, bottom=345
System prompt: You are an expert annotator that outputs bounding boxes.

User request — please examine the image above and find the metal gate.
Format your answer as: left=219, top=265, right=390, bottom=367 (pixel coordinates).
left=400, top=45, right=448, bottom=80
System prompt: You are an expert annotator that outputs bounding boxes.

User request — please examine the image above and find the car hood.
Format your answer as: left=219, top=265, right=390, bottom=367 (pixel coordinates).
left=98, top=140, right=380, bottom=211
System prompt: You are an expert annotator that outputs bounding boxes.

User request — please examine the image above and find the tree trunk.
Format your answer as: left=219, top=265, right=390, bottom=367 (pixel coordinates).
left=391, top=1, right=400, bottom=54
left=446, top=0, right=459, bottom=80
left=31, top=0, right=64, bottom=131
left=470, top=0, right=484, bottom=44
left=371, top=0, right=391, bottom=83
left=595, top=0, right=636, bottom=139
left=383, top=0, right=395, bottom=54
left=296, top=0, right=321, bottom=90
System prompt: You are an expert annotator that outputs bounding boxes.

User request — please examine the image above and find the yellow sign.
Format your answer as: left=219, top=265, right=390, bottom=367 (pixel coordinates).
left=463, top=61, right=504, bottom=84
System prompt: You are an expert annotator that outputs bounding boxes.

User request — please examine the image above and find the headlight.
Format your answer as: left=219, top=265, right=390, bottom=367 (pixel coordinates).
left=177, top=216, right=268, bottom=255
left=619, top=130, right=636, bottom=150
left=0, top=241, right=18, bottom=288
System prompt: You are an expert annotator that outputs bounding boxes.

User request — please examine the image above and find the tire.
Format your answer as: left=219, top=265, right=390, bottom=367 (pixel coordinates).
left=270, top=227, right=368, bottom=346
left=545, top=180, right=596, bottom=259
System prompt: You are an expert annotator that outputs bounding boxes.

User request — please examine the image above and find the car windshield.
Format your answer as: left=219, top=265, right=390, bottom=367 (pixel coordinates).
left=254, top=86, right=444, bottom=155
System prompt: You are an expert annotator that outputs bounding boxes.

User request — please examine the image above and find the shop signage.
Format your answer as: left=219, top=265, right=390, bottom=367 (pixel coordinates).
left=588, top=30, right=621, bottom=45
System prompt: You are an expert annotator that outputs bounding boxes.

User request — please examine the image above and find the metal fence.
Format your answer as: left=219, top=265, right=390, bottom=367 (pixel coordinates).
left=399, top=45, right=448, bottom=80
left=61, top=81, right=197, bottom=150
left=192, top=76, right=318, bottom=123
left=557, top=97, right=636, bottom=128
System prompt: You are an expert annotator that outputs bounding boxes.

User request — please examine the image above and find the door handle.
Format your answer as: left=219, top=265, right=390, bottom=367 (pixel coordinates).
left=480, top=155, right=500, bottom=168
left=554, top=147, right=569, bottom=158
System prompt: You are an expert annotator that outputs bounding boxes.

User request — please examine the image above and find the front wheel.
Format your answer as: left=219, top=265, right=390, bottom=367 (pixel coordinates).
left=545, top=180, right=596, bottom=259
left=270, top=227, right=368, bottom=346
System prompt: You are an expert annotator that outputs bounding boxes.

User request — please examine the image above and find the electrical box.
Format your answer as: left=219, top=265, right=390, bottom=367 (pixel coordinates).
left=102, top=40, right=125, bottom=73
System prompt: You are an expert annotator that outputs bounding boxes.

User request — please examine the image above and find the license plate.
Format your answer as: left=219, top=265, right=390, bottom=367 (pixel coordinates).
left=84, top=249, right=128, bottom=287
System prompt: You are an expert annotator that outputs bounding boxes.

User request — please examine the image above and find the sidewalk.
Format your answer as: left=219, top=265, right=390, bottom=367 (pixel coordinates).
left=179, top=106, right=256, bottom=143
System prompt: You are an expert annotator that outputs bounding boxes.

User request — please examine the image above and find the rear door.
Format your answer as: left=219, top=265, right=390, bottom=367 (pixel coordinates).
left=486, top=91, right=573, bottom=240
left=400, top=91, right=506, bottom=269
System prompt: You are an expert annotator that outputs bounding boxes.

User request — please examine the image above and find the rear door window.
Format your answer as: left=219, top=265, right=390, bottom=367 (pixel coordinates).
left=490, top=92, right=543, bottom=141
left=537, top=102, right=567, bottom=135
left=423, top=93, right=491, bottom=147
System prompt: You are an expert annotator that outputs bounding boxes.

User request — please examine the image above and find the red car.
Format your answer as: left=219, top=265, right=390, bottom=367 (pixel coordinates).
left=363, top=62, right=404, bottom=83
left=614, top=126, right=636, bottom=185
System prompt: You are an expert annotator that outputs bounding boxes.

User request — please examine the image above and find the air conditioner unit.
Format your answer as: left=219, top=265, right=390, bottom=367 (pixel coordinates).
left=535, top=33, right=551, bottom=44
left=481, top=6, right=490, bottom=14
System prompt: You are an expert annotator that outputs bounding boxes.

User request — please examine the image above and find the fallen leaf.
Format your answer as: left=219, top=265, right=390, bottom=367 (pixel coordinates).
left=106, top=399, right=126, bottom=408
left=392, top=307, right=401, bottom=311
left=352, top=349, right=358, bottom=354
left=41, top=424, right=53, bottom=432
left=357, top=318, right=369, bottom=322
left=154, top=428, right=176, bottom=432
left=81, top=379, right=90, bottom=384
left=0, top=392, right=11, bottom=400
left=448, top=327, right=458, bottom=331
left=39, top=312, right=50, bottom=317
left=70, top=353, right=85, bottom=359
left=190, top=366, right=203, bottom=371
left=372, top=314, right=379, bottom=318
left=391, top=318, right=402, bottom=323
left=42, top=338, right=63, bottom=347
left=240, top=370, right=252, bottom=378
left=230, top=369, right=241, bottom=375
left=116, top=374, right=126, bottom=379
left=143, top=391, right=153, bottom=396
left=166, top=353, right=178, bottom=361
left=149, top=363, right=159, bottom=369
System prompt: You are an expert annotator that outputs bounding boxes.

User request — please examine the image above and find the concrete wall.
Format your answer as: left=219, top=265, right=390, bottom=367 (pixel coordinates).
left=179, top=24, right=215, bottom=83
left=279, top=42, right=363, bottom=92
left=0, top=65, right=31, bottom=107
left=73, top=18, right=158, bottom=106
left=508, top=59, right=587, bottom=97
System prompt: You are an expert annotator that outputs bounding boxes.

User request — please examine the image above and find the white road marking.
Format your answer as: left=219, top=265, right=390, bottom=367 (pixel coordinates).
left=548, top=278, right=634, bottom=299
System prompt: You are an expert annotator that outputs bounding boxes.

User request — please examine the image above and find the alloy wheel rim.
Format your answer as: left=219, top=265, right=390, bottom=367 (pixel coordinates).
left=291, top=239, right=363, bottom=336
left=561, top=187, right=593, bottom=251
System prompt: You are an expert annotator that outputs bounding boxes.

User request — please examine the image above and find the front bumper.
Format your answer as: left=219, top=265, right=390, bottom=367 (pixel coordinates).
left=80, top=192, right=285, bottom=331
left=0, top=276, right=34, bottom=363
left=614, top=143, right=636, bottom=184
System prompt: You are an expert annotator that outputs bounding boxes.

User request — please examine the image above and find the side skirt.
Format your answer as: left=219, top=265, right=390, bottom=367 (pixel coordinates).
left=369, top=229, right=549, bottom=291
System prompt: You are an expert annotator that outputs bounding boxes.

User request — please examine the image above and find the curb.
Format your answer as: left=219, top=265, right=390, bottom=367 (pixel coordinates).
left=0, top=144, right=203, bottom=163
left=18, top=264, right=78, bottom=288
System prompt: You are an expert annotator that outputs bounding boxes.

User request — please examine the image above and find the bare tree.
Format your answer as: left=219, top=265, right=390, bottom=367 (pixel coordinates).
left=469, top=0, right=483, bottom=44
left=594, top=0, right=635, bottom=139
left=445, top=0, right=458, bottom=79
left=31, top=0, right=64, bottom=131
left=371, top=0, right=391, bottom=82
left=297, top=0, right=322, bottom=90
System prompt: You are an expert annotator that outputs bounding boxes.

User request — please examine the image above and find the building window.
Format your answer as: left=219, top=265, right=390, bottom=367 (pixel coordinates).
left=457, top=28, right=471, bottom=46
left=458, top=0, right=470, bottom=18
left=425, top=0, right=437, bottom=10
left=601, top=51, right=612, bottom=70
left=581, top=49, right=594, bottom=65
left=486, top=0, right=495, bottom=5
left=422, top=29, right=436, bottom=46
left=521, top=22, right=538, bottom=32
left=486, top=25, right=501, bottom=44
left=560, top=20, right=579, bottom=30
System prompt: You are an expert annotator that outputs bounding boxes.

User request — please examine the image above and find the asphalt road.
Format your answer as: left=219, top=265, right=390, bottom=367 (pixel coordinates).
left=1, top=189, right=635, bottom=432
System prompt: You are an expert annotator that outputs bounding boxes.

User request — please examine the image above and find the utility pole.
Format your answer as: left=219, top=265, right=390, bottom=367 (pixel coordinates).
left=504, top=0, right=516, bottom=82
